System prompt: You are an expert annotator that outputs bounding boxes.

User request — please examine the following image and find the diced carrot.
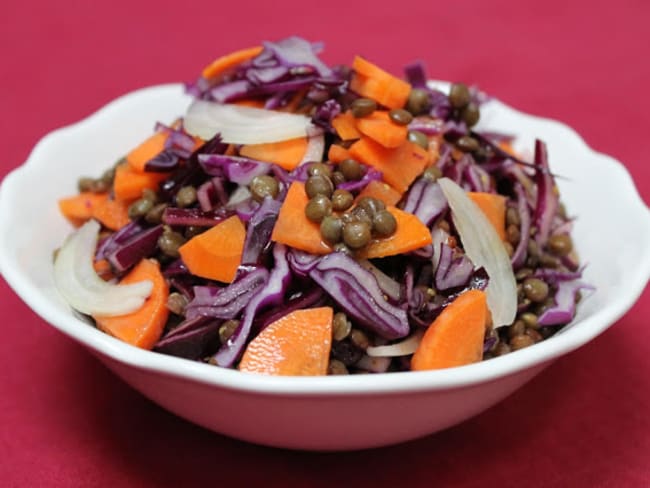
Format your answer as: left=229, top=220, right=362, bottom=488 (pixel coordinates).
left=58, top=192, right=108, bottom=227
left=126, top=131, right=169, bottom=172
left=349, top=56, right=411, bottom=109
left=357, top=206, right=432, bottom=259
left=411, top=289, right=488, bottom=371
left=355, top=110, right=407, bottom=148
left=91, top=197, right=131, bottom=231
left=201, top=45, right=264, bottom=80
left=468, top=192, right=507, bottom=241
left=93, top=259, right=169, bottom=350
left=348, top=137, right=431, bottom=193
left=233, top=98, right=266, bottom=109
left=270, top=182, right=332, bottom=255
left=239, top=137, right=308, bottom=171
left=178, top=215, right=246, bottom=283
left=239, top=307, right=333, bottom=376
left=113, top=163, right=169, bottom=202
left=332, top=111, right=361, bottom=141
left=356, top=180, right=403, bottom=207
left=93, top=259, right=114, bottom=281
left=327, top=144, right=351, bottom=163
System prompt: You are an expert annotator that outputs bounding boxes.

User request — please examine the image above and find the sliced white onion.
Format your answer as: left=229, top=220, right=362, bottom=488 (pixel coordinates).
left=184, top=100, right=315, bottom=144
left=226, top=185, right=252, bottom=208
left=298, top=134, right=325, bottom=165
left=366, top=330, right=424, bottom=357
left=54, top=220, right=153, bottom=316
left=438, top=178, right=517, bottom=327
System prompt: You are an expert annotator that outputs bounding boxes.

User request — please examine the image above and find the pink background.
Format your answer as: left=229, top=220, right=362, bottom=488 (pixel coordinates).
left=1, top=1, right=649, bottom=486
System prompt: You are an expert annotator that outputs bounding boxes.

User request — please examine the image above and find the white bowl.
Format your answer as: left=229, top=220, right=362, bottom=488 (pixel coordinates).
left=1, top=84, right=648, bottom=451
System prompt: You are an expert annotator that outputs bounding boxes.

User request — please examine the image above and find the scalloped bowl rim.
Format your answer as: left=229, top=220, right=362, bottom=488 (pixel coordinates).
left=1, top=82, right=649, bottom=397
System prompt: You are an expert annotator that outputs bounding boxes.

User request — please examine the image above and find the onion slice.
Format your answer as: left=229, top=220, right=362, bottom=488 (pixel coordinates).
left=366, top=330, right=424, bottom=357
left=54, top=220, right=153, bottom=316
left=184, top=100, right=315, bottom=144
left=438, top=178, right=517, bottom=327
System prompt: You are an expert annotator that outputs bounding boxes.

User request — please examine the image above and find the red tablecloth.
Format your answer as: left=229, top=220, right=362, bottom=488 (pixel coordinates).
left=2, top=1, right=649, bottom=486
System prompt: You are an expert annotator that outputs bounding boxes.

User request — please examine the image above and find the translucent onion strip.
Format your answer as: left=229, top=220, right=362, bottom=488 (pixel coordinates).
left=184, top=100, right=315, bottom=144
left=54, top=220, right=153, bottom=316
left=366, top=330, right=424, bottom=357
left=438, top=178, right=517, bottom=328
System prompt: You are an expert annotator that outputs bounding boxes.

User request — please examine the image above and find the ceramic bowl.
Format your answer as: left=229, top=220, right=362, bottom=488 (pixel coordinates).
left=1, top=84, right=648, bottom=450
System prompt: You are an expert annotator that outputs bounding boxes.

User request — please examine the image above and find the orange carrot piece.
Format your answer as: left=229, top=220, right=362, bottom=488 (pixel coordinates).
left=93, top=259, right=169, bottom=350
left=113, top=163, right=169, bottom=202
left=178, top=215, right=246, bottom=283
left=201, top=45, right=264, bottom=80
left=349, top=137, right=431, bottom=193
left=271, top=182, right=333, bottom=255
left=411, top=289, right=488, bottom=371
left=468, top=192, right=507, bottom=241
left=233, top=98, right=266, bottom=109
left=327, top=144, right=351, bottom=163
left=93, top=259, right=114, bottom=281
left=58, top=192, right=108, bottom=227
left=239, top=307, right=333, bottom=376
left=358, top=206, right=432, bottom=259
left=126, top=131, right=169, bottom=172
left=92, top=197, right=131, bottom=231
left=356, top=180, right=403, bottom=207
left=349, top=56, right=411, bottom=109
left=239, top=137, right=308, bottom=171
left=332, top=111, right=362, bottom=141
left=355, top=110, right=407, bottom=148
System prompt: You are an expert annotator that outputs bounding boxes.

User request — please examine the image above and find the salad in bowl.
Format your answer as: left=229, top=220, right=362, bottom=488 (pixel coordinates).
left=51, top=36, right=591, bottom=376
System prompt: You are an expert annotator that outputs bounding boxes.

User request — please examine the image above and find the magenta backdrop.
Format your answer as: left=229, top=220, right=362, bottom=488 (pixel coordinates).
left=1, top=1, right=649, bottom=486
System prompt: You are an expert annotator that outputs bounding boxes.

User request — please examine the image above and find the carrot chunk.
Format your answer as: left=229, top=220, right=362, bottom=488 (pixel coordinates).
left=270, top=182, right=332, bottom=255
left=358, top=207, right=432, bottom=259
left=332, top=111, right=362, bottom=141
left=201, top=45, right=264, bottom=80
left=349, top=56, right=411, bottom=109
left=468, top=192, right=507, bottom=241
left=91, top=197, right=131, bottom=231
left=348, top=137, right=431, bottom=193
left=411, top=289, right=488, bottom=371
left=127, top=131, right=169, bottom=172
left=113, top=163, right=168, bottom=202
left=239, top=137, right=308, bottom=171
left=356, top=180, right=402, bottom=207
left=178, top=215, right=246, bottom=283
left=93, top=259, right=169, bottom=350
left=327, top=144, right=352, bottom=163
left=58, top=192, right=108, bottom=227
left=355, top=110, right=407, bottom=148
left=239, top=307, right=333, bottom=376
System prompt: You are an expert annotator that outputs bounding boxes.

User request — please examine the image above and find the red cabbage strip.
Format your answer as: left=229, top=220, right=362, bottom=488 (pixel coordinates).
left=241, top=197, right=281, bottom=265
left=337, top=167, right=383, bottom=192
left=246, top=65, right=290, bottom=84
left=95, top=221, right=144, bottom=260
left=402, top=178, right=447, bottom=227
left=212, top=244, right=291, bottom=367
left=428, top=89, right=452, bottom=120
left=511, top=183, right=531, bottom=269
left=287, top=248, right=321, bottom=276
left=166, top=128, right=196, bottom=159
left=185, top=267, right=269, bottom=320
left=532, top=140, right=558, bottom=246
left=443, top=153, right=471, bottom=184
left=308, top=252, right=409, bottom=339
left=155, top=317, right=222, bottom=359
left=435, top=243, right=475, bottom=290
left=252, top=286, right=327, bottom=333
left=404, top=61, right=427, bottom=88
left=463, top=163, right=492, bottom=192
left=106, top=225, right=164, bottom=274
left=162, top=134, right=228, bottom=198
left=408, top=117, right=445, bottom=136
left=198, top=154, right=271, bottom=185
left=537, top=280, right=594, bottom=326
left=197, top=177, right=228, bottom=211
left=533, top=267, right=584, bottom=285
left=209, top=80, right=252, bottom=103
left=312, top=99, right=342, bottom=130
left=162, top=207, right=230, bottom=227
left=263, top=36, right=332, bottom=78
left=144, top=149, right=180, bottom=172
